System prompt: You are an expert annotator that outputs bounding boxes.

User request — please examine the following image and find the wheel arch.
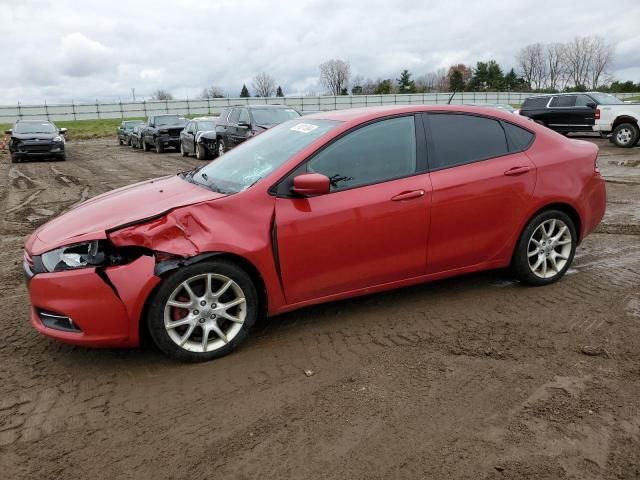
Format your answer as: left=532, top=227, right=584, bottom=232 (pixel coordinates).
left=612, top=116, right=639, bottom=129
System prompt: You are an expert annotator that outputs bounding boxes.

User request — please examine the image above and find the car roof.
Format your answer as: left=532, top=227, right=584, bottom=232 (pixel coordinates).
left=16, top=119, right=53, bottom=123
left=525, top=92, right=602, bottom=99
left=245, top=104, right=294, bottom=109
left=303, top=104, right=524, bottom=124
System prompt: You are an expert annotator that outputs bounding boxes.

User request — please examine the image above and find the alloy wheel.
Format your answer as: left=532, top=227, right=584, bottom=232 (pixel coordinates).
left=616, top=127, right=633, bottom=146
left=527, top=219, right=572, bottom=279
left=163, top=273, right=246, bottom=353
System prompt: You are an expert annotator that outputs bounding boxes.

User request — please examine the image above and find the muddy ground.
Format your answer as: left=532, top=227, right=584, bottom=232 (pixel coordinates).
left=0, top=136, right=639, bottom=479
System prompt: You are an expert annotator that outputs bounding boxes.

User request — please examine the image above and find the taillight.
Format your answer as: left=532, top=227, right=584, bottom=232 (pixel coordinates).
left=595, top=108, right=600, bottom=120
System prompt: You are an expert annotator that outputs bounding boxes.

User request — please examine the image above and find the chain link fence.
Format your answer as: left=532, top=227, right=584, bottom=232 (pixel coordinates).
left=1, top=92, right=638, bottom=123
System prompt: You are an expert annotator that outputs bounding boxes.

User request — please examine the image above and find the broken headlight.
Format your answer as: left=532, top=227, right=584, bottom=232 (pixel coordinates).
left=41, top=240, right=107, bottom=272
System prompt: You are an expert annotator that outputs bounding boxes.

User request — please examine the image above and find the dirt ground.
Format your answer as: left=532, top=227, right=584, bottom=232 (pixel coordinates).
left=0, top=136, right=639, bottom=479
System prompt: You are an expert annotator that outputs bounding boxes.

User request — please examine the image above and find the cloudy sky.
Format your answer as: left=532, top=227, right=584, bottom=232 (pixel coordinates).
left=1, top=0, right=639, bottom=104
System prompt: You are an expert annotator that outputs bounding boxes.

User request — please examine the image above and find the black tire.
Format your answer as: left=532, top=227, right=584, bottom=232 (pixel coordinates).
left=512, top=209, right=577, bottom=286
left=155, top=138, right=164, bottom=153
left=118, top=137, right=123, bottom=145
left=142, top=137, right=150, bottom=152
left=146, top=259, right=259, bottom=362
left=196, top=143, right=209, bottom=160
left=58, top=154, right=66, bottom=161
left=127, top=137, right=132, bottom=146
left=180, top=141, right=189, bottom=157
left=10, top=153, right=19, bottom=163
left=611, top=123, right=639, bottom=148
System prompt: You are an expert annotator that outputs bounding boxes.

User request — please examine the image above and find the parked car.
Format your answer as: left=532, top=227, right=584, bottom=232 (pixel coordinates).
left=23, top=105, right=606, bottom=362
left=117, top=120, right=145, bottom=146
left=215, top=105, right=300, bottom=156
left=179, top=117, right=218, bottom=160
left=592, top=96, right=640, bottom=148
left=129, top=125, right=145, bottom=149
left=519, top=92, right=619, bottom=136
left=6, top=119, right=67, bottom=163
left=140, top=115, right=187, bottom=153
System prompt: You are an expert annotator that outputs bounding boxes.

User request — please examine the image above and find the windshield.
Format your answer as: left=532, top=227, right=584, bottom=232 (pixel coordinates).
left=15, top=122, right=56, bottom=134
left=125, top=121, right=144, bottom=129
left=590, top=93, right=623, bottom=105
left=251, top=108, right=300, bottom=127
left=189, top=119, right=339, bottom=194
left=196, top=121, right=216, bottom=131
left=155, top=115, right=184, bottom=126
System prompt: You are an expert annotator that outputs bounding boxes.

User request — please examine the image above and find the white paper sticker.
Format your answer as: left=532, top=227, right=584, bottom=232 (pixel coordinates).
left=290, top=123, right=318, bottom=133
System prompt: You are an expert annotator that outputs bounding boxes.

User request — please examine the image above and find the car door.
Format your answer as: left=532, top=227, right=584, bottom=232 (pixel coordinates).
left=547, top=95, right=578, bottom=131
left=226, top=108, right=241, bottom=148
left=574, top=94, right=597, bottom=130
left=180, top=121, right=190, bottom=150
left=423, top=113, right=537, bottom=274
left=275, top=115, right=431, bottom=304
left=237, top=108, right=251, bottom=144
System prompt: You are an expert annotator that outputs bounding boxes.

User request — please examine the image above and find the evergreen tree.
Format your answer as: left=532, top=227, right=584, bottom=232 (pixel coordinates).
left=449, top=70, right=465, bottom=92
left=374, top=79, right=393, bottom=95
left=240, top=84, right=250, bottom=98
left=276, top=86, right=284, bottom=97
left=396, top=69, right=416, bottom=93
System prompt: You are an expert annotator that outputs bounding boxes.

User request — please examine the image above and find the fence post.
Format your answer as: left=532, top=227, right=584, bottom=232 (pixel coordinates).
left=96, top=99, right=100, bottom=119
left=17, top=101, right=22, bottom=120
left=119, top=100, right=124, bottom=119
left=143, top=100, right=147, bottom=117
left=165, top=99, right=169, bottom=114
left=207, top=98, right=211, bottom=115
left=186, top=97, right=190, bottom=116
left=72, top=100, right=77, bottom=120
left=44, top=100, right=49, bottom=121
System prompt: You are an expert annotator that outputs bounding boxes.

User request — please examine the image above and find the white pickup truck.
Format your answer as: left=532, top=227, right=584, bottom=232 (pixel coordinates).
left=593, top=95, right=640, bottom=148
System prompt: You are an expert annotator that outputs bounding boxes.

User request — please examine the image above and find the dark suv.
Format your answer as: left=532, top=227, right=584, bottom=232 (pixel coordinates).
left=519, top=93, right=606, bottom=134
left=117, top=120, right=145, bottom=146
left=215, top=105, right=300, bottom=156
left=6, top=120, right=67, bottom=163
left=140, top=114, right=187, bottom=153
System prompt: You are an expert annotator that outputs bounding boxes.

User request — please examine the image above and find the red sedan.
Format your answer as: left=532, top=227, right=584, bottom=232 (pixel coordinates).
left=24, top=105, right=606, bottom=361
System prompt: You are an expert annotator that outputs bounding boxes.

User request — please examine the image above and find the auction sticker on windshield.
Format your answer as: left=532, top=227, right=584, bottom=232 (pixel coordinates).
left=290, top=123, right=319, bottom=133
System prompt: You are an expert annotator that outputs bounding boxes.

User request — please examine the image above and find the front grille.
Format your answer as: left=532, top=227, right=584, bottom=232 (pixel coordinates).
left=168, top=128, right=182, bottom=137
left=21, top=142, right=53, bottom=152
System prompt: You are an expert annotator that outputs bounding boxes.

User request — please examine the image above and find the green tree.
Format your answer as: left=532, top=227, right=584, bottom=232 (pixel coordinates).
left=374, top=79, right=393, bottom=94
left=468, top=60, right=505, bottom=91
left=276, top=86, right=284, bottom=97
left=240, top=84, right=250, bottom=98
left=449, top=70, right=464, bottom=92
left=397, top=69, right=416, bottom=93
left=503, top=68, right=528, bottom=91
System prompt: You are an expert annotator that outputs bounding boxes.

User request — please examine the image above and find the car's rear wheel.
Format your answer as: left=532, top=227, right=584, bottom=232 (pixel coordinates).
left=147, top=260, right=258, bottom=362
left=512, top=209, right=576, bottom=286
left=155, top=138, right=164, bottom=153
left=611, top=123, right=639, bottom=148
left=217, top=139, right=226, bottom=157
left=180, top=142, right=188, bottom=157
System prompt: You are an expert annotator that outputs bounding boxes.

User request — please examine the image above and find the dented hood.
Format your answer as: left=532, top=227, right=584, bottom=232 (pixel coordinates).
left=26, top=175, right=225, bottom=255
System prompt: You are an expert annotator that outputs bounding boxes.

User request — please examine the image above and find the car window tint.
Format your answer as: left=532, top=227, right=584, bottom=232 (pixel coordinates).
left=502, top=122, right=535, bottom=152
left=575, top=95, right=593, bottom=107
left=522, top=97, right=548, bottom=109
left=307, top=116, right=416, bottom=192
left=550, top=95, right=576, bottom=107
left=239, top=108, right=250, bottom=124
left=229, top=109, right=240, bottom=124
left=427, top=113, right=509, bottom=170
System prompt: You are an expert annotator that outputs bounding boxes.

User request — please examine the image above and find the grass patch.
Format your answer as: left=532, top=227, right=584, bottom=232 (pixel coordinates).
left=623, top=95, right=640, bottom=102
left=1, top=118, right=145, bottom=141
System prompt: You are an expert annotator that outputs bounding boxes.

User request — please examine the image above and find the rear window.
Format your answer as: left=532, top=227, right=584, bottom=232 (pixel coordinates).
left=427, top=113, right=509, bottom=170
left=522, top=97, right=549, bottom=109
left=502, top=122, right=535, bottom=152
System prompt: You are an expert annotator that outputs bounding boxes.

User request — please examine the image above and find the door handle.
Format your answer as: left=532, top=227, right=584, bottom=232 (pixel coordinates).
left=391, top=190, right=425, bottom=201
left=504, top=166, right=531, bottom=176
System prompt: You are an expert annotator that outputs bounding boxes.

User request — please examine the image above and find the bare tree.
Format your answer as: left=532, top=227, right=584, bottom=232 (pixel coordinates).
left=589, top=36, right=615, bottom=88
left=319, top=59, right=351, bottom=95
left=545, top=43, right=565, bottom=91
left=252, top=72, right=276, bottom=97
left=564, top=36, right=593, bottom=88
left=516, top=43, right=546, bottom=89
left=199, top=86, right=225, bottom=98
left=151, top=89, right=174, bottom=101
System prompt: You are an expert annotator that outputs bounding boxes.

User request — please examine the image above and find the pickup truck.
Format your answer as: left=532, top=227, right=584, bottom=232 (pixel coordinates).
left=140, top=114, right=187, bottom=153
left=593, top=98, right=640, bottom=148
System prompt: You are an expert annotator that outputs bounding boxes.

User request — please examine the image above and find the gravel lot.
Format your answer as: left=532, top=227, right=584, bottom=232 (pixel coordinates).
left=1, top=136, right=639, bottom=479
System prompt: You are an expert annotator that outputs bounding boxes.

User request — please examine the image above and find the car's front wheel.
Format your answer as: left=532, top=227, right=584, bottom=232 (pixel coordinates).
left=142, top=138, right=150, bottom=151
left=146, top=260, right=258, bottom=362
left=180, top=141, right=188, bottom=157
left=512, top=209, right=576, bottom=286
left=196, top=143, right=209, bottom=160
left=155, top=138, right=164, bottom=153
left=611, top=123, right=639, bottom=148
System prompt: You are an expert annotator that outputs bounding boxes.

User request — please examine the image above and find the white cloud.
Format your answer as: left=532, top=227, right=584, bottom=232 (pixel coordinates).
left=1, top=0, right=639, bottom=104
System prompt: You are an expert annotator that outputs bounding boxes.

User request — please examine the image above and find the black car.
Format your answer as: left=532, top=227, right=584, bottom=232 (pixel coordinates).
left=518, top=93, right=606, bottom=134
left=215, top=105, right=300, bottom=156
left=117, top=120, right=145, bottom=145
left=6, top=120, right=67, bottom=163
left=179, top=117, right=218, bottom=160
left=140, top=115, right=187, bottom=153
left=129, top=125, right=145, bottom=149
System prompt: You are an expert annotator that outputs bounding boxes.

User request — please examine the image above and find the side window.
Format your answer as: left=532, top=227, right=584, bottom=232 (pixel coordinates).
left=239, top=108, right=250, bottom=124
left=307, top=116, right=416, bottom=192
left=229, top=108, right=240, bottom=125
left=550, top=95, right=576, bottom=107
left=575, top=95, right=593, bottom=107
left=427, top=113, right=509, bottom=170
left=219, top=109, right=230, bottom=123
left=522, top=97, right=548, bottom=109
left=502, top=122, right=535, bottom=152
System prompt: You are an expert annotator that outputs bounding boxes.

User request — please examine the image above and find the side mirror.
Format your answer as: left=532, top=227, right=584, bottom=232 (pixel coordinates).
left=586, top=102, right=597, bottom=109
left=238, top=121, right=251, bottom=128
left=59, top=128, right=68, bottom=134
left=292, top=173, right=330, bottom=197
left=4, top=129, right=12, bottom=135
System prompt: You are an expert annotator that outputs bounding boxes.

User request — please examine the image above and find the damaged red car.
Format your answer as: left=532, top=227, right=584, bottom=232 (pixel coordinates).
left=24, top=105, right=607, bottom=362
